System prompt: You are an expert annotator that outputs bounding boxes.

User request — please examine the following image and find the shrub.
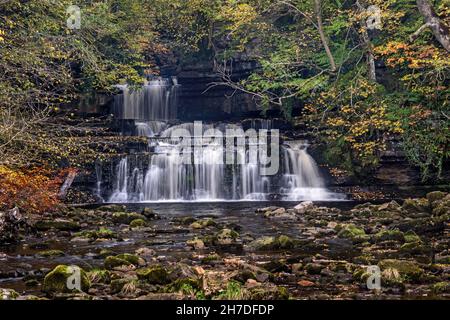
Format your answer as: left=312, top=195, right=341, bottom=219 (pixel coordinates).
left=0, top=166, right=68, bottom=214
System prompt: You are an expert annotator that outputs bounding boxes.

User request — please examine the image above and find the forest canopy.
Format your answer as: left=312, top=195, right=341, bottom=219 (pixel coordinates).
left=0, top=0, right=449, bottom=182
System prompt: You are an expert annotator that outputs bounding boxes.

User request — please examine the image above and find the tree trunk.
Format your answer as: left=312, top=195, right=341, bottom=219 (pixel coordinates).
left=415, top=0, right=450, bottom=52
left=356, top=1, right=377, bottom=82
left=314, top=0, right=337, bottom=72
left=58, top=170, right=78, bottom=200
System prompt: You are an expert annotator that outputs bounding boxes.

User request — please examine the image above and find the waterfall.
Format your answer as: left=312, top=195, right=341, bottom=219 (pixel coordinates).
left=95, top=160, right=104, bottom=201
left=105, top=80, right=343, bottom=202
left=109, top=158, right=129, bottom=202
left=113, top=78, right=179, bottom=120
left=280, top=141, right=339, bottom=201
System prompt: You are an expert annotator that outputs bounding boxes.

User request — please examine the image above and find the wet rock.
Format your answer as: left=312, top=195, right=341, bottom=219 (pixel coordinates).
left=189, top=218, right=216, bottom=229
left=176, top=216, right=197, bottom=225
left=136, top=293, right=185, bottom=300
left=399, top=242, right=430, bottom=255
left=187, top=237, right=205, bottom=250
left=35, top=219, right=80, bottom=231
left=402, top=198, right=430, bottom=214
left=294, top=201, right=314, bottom=214
left=74, top=228, right=117, bottom=240
left=112, top=212, right=146, bottom=224
left=104, top=254, right=144, bottom=269
left=431, top=194, right=450, bottom=216
left=337, top=224, right=370, bottom=243
left=0, top=208, right=23, bottom=243
left=129, top=219, right=147, bottom=228
left=256, top=206, right=280, bottom=213
left=263, top=207, right=297, bottom=220
left=373, top=230, right=405, bottom=243
left=248, top=284, right=289, bottom=300
left=426, top=191, right=447, bottom=207
left=262, top=259, right=288, bottom=273
left=97, top=204, right=126, bottom=212
left=247, top=235, right=296, bottom=251
left=136, top=265, right=169, bottom=285
left=38, top=250, right=65, bottom=257
left=431, top=282, right=450, bottom=294
left=43, top=265, right=90, bottom=294
left=87, top=269, right=111, bottom=284
left=0, top=288, right=20, bottom=300
left=141, top=208, right=160, bottom=220
left=135, top=247, right=156, bottom=258
left=213, top=228, right=239, bottom=245
left=378, top=259, right=423, bottom=281
left=404, top=230, right=422, bottom=243
left=304, top=263, right=324, bottom=275
left=377, top=200, right=401, bottom=212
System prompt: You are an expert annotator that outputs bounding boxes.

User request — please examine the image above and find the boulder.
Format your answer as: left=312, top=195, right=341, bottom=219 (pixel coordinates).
left=136, top=265, right=169, bottom=284
left=378, top=259, right=423, bottom=281
left=373, top=229, right=405, bottom=243
left=426, top=191, right=447, bottom=207
left=337, top=224, right=370, bottom=243
left=402, top=198, right=430, bottom=214
left=35, top=219, right=80, bottom=231
left=112, top=212, right=146, bottom=224
left=0, top=208, right=23, bottom=243
left=294, top=201, right=314, bottom=214
left=0, top=288, right=20, bottom=300
left=43, top=265, right=90, bottom=294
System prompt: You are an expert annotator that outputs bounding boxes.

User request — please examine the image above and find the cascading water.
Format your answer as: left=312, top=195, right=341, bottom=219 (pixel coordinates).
left=113, top=78, right=179, bottom=121
left=280, top=141, right=338, bottom=201
left=106, top=78, right=343, bottom=203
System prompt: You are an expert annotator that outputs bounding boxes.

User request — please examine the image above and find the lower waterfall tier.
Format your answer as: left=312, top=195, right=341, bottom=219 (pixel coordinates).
left=106, top=122, right=344, bottom=202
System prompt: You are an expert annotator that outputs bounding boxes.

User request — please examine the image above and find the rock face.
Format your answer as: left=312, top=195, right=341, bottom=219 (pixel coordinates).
left=176, top=59, right=264, bottom=121
left=0, top=208, right=23, bottom=243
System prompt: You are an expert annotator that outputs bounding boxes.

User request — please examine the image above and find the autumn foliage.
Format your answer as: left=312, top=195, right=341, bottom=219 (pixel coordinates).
left=0, top=166, right=71, bottom=214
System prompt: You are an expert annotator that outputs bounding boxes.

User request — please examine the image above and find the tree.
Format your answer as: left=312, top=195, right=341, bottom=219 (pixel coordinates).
left=412, top=0, right=450, bottom=52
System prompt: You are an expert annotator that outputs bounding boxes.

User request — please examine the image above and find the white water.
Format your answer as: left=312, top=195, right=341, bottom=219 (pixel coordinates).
left=113, top=78, right=179, bottom=120
left=107, top=79, right=343, bottom=203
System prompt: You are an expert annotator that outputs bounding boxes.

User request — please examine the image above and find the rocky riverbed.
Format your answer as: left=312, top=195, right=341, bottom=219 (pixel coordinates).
left=0, top=191, right=449, bottom=300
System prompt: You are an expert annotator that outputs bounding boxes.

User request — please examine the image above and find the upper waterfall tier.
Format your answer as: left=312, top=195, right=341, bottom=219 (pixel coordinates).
left=112, top=78, right=179, bottom=120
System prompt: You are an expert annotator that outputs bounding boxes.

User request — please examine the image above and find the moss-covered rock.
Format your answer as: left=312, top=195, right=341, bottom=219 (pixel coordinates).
left=214, top=228, right=239, bottom=245
left=186, top=237, right=205, bottom=250
left=112, top=212, right=146, bottom=224
left=43, top=265, right=90, bottom=293
left=0, top=288, right=20, bottom=300
left=276, top=235, right=294, bottom=249
left=431, top=282, right=450, bottom=294
left=431, top=194, right=450, bottom=216
left=189, top=218, right=216, bottom=229
left=400, top=242, right=430, bottom=255
left=129, top=219, right=147, bottom=228
left=248, top=284, right=289, bottom=300
left=373, top=229, right=405, bottom=243
left=136, top=265, right=169, bottom=285
left=404, top=230, right=422, bottom=243
left=402, top=198, right=430, bottom=214
left=38, top=249, right=65, bottom=257
left=87, top=269, right=111, bottom=284
left=378, top=259, right=423, bottom=281
left=426, top=191, right=447, bottom=207
left=104, top=253, right=143, bottom=269
left=166, top=278, right=201, bottom=292
left=247, top=236, right=276, bottom=250
left=35, top=219, right=80, bottom=231
left=337, top=224, right=370, bottom=243
left=97, top=204, right=126, bottom=212
left=74, top=228, right=117, bottom=240
left=304, top=263, right=324, bottom=275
